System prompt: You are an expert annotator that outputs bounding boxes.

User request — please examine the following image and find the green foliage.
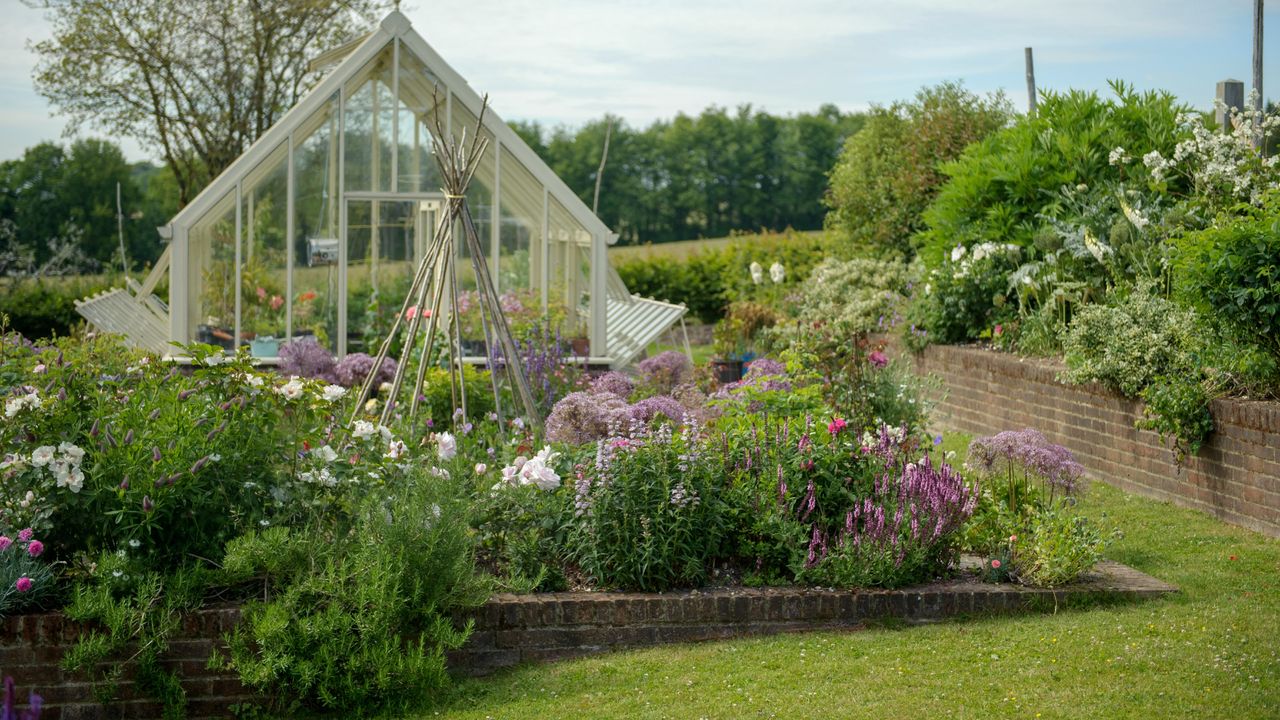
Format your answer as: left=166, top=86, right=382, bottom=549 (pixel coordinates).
left=918, top=82, right=1185, bottom=263
left=1174, top=198, right=1280, bottom=357
left=1137, top=376, right=1215, bottom=464
left=1015, top=507, right=1115, bottom=588
left=793, top=256, right=914, bottom=333
left=570, top=423, right=729, bottom=591
left=825, top=82, right=1011, bottom=257
left=525, top=105, right=864, bottom=245
left=1061, top=283, right=1199, bottom=397
left=0, top=277, right=112, bottom=339
left=905, top=243, right=1022, bottom=348
left=218, top=471, right=489, bottom=715
left=418, top=365, right=497, bottom=428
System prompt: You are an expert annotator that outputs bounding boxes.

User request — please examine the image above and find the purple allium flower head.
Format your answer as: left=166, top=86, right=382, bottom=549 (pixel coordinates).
left=279, top=337, right=338, bottom=381
left=745, top=357, right=786, bottom=378
left=332, top=353, right=397, bottom=388
left=627, top=396, right=688, bottom=426
left=546, top=392, right=630, bottom=445
left=590, top=371, right=635, bottom=399
left=636, top=351, right=692, bottom=394
left=967, top=428, right=1085, bottom=495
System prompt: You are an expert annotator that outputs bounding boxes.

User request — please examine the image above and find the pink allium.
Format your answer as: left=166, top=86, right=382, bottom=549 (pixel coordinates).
left=868, top=350, right=888, bottom=368
left=26, top=540, right=43, bottom=557
left=991, top=559, right=1002, bottom=569
left=0, top=537, right=10, bottom=551
left=15, top=577, right=32, bottom=593
left=827, top=417, right=847, bottom=435
left=17, top=528, right=33, bottom=542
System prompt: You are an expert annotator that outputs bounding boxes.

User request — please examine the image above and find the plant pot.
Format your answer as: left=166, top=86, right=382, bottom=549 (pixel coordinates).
left=710, top=358, right=744, bottom=384
left=249, top=336, right=280, bottom=358
left=570, top=337, right=590, bottom=357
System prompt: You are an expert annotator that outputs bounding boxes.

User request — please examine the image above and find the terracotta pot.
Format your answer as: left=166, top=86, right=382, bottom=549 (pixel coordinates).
left=570, top=337, right=590, bottom=356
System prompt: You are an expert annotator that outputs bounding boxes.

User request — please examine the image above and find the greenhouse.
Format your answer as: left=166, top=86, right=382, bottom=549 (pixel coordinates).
left=77, top=11, right=687, bottom=368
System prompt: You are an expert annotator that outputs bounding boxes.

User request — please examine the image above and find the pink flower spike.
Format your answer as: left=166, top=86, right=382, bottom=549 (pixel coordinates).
left=26, top=540, right=43, bottom=558
left=15, top=577, right=32, bottom=593
left=0, top=537, right=11, bottom=551
left=17, top=528, right=33, bottom=542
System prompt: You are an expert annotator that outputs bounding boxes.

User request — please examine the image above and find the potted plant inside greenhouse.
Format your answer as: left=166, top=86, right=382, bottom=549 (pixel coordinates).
left=710, top=315, right=748, bottom=383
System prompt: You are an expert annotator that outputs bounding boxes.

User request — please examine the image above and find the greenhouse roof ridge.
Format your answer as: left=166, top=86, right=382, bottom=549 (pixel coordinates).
left=163, top=10, right=617, bottom=245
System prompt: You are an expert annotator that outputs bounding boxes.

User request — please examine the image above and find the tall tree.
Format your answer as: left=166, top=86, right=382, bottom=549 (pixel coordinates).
left=28, top=0, right=390, bottom=205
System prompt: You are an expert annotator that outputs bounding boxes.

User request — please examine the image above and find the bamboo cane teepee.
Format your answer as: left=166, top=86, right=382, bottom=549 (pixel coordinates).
left=348, top=95, right=541, bottom=434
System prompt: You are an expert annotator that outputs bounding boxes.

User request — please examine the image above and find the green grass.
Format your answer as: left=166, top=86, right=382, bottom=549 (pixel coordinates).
left=608, top=230, right=825, bottom=263
left=414, top=431, right=1280, bottom=719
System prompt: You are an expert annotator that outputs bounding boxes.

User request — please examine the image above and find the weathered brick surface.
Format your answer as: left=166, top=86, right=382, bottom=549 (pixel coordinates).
left=911, top=344, right=1280, bottom=537
left=447, top=560, right=1174, bottom=675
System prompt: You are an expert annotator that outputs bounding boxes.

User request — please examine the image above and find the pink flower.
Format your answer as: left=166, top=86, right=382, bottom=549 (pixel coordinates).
left=0, top=537, right=10, bottom=551
left=15, top=577, right=32, bottom=593
left=827, top=417, right=847, bottom=435
left=256, top=286, right=267, bottom=301
left=994, top=324, right=1004, bottom=337
left=270, top=295, right=284, bottom=311
left=26, top=540, right=43, bottom=558
left=868, top=350, right=888, bottom=368
left=991, top=559, right=1002, bottom=569
left=17, top=528, right=33, bottom=542
left=1009, top=534, right=1017, bottom=543
left=405, top=306, right=432, bottom=321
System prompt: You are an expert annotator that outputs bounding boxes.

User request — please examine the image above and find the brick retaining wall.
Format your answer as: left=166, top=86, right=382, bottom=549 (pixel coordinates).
left=913, top=344, right=1280, bottom=538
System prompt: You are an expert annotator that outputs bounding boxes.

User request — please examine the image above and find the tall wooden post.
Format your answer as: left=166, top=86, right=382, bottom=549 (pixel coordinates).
left=1254, top=0, right=1265, bottom=148
left=1025, top=47, right=1037, bottom=115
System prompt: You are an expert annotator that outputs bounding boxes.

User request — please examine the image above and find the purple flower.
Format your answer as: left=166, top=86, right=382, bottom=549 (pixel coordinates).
left=16, top=529, right=32, bottom=542
left=25, top=541, right=42, bottom=558
left=142, top=495, right=154, bottom=513
left=14, top=577, right=31, bottom=593
left=546, top=392, right=629, bottom=445
left=627, top=396, right=688, bottom=426
left=636, top=351, right=692, bottom=394
left=967, top=428, right=1084, bottom=495
left=745, top=358, right=785, bottom=378
left=278, top=337, right=337, bottom=381
left=331, top=353, right=397, bottom=388
left=590, top=371, right=635, bottom=399
left=0, top=537, right=11, bottom=552
left=868, top=350, right=888, bottom=368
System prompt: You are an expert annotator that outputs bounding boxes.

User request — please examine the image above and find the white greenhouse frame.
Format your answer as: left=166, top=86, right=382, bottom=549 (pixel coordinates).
left=100, top=11, right=687, bottom=368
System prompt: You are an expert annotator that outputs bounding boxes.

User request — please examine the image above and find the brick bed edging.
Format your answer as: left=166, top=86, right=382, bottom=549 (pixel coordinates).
left=448, top=560, right=1175, bottom=675
left=908, top=343, right=1280, bottom=538
left=4, top=562, right=1175, bottom=717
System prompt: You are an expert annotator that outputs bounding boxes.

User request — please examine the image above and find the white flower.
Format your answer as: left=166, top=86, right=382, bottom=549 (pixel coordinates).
left=749, top=261, right=764, bottom=285
left=4, top=391, right=40, bottom=418
left=379, top=382, right=393, bottom=393
left=60, top=468, right=85, bottom=493
left=1121, top=202, right=1149, bottom=231
left=353, top=420, right=376, bottom=439
left=276, top=377, right=306, bottom=400
left=209, top=453, right=222, bottom=462
left=321, top=385, right=347, bottom=402
left=378, top=425, right=393, bottom=442
left=386, top=439, right=408, bottom=459
left=429, top=467, right=451, bottom=479
left=203, top=354, right=222, bottom=366
left=769, top=262, right=785, bottom=284
left=972, top=244, right=988, bottom=262
left=435, top=432, right=457, bottom=461
left=30, top=446, right=56, bottom=467
left=32, top=364, right=46, bottom=375
left=951, top=245, right=967, bottom=263
left=314, top=445, right=338, bottom=463
left=245, top=374, right=265, bottom=388
left=474, top=463, right=488, bottom=475
left=364, top=398, right=379, bottom=413
left=128, top=538, right=141, bottom=549
left=19, top=491, right=34, bottom=508
left=58, top=442, right=85, bottom=463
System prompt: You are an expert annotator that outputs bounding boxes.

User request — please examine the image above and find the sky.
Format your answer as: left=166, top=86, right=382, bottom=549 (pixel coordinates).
left=1, top=0, right=1277, bottom=163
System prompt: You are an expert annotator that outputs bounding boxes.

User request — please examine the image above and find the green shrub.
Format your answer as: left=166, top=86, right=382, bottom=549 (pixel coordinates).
left=218, top=471, right=489, bottom=715
left=1015, top=507, right=1114, bottom=588
left=825, top=82, right=1010, bottom=257
left=1174, top=199, right=1280, bottom=357
left=418, top=365, right=496, bottom=428
left=793, top=256, right=914, bottom=332
left=0, top=276, right=116, bottom=339
left=905, top=242, right=1022, bottom=347
left=569, top=422, right=728, bottom=590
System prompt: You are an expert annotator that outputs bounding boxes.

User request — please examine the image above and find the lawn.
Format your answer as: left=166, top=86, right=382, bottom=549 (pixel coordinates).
left=419, top=432, right=1280, bottom=719
left=608, top=230, right=824, bottom=263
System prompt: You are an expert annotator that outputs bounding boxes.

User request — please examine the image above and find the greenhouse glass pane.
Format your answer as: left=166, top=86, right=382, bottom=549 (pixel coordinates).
left=343, top=43, right=395, bottom=193
left=450, top=99, right=494, bottom=288
left=188, top=191, right=237, bottom=351
left=292, top=93, right=340, bottom=352
left=345, top=199, right=418, bottom=353
left=239, top=142, right=289, bottom=356
left=396, top=44, right=445, bottom=193
left=498, top=147, right=541, bottom=293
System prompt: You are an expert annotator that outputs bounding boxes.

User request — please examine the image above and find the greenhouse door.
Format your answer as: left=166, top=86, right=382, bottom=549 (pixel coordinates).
left=341, top=198, right=422, bottom=355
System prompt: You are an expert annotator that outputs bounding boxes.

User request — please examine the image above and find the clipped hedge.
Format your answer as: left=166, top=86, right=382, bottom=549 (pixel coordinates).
left=0, top=276, right=118, bottom=339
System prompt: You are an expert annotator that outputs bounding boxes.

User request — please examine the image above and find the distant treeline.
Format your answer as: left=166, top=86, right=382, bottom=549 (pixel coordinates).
left=510, top=105, right=865, bottom=245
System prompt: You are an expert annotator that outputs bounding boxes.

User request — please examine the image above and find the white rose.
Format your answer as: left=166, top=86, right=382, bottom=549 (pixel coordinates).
left=386, top=439, right=408, bottom=459
left=58, top=442, right=85, bottom=463
left=951, top=245, right=967, bottom=263
left=30, top=446, right=55, bottom=467
left=353, top=420, right=376, bottom=439
left=276, top=377, right=305, bottom=400
left=435, top=432, right=457, bottom=461
left=314, top=445, right=338, bottom=463
left=321, top=385, right=347, bottom=402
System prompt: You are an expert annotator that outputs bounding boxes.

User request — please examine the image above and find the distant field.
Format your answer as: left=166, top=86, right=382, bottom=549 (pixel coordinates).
left=608, top=230, right=825, bottom=263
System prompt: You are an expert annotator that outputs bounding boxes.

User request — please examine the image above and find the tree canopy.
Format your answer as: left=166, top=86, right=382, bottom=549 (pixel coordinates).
left=28, top=0, right=390, bottom=204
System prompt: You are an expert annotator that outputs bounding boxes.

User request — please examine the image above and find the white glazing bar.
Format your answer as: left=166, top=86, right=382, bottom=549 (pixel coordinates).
left=540, top=188, right=549, bottom=311
left=590, top=232, right=607, bottom=355
left=233, top=181, right=242, bottom=355
left=491, top=140, right=501, bottom=291
left=391, top=38, right=399, bottom=193
left=170, top=224, right=187, bottom=346
left=286, top=133, right=295, bottom=342
left=337, top=84, right=348, bottom=357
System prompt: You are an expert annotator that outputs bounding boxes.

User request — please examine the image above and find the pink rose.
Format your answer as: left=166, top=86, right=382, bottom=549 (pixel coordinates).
left=991, top=559, right=1002, bottom=569
left=994, top=324, right=1004, bottom=337
left=26, top=540, right=43, bottom=558
left=15, top=576, right=32, bottom=593
left=827, top=418, right=847, bottom=435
